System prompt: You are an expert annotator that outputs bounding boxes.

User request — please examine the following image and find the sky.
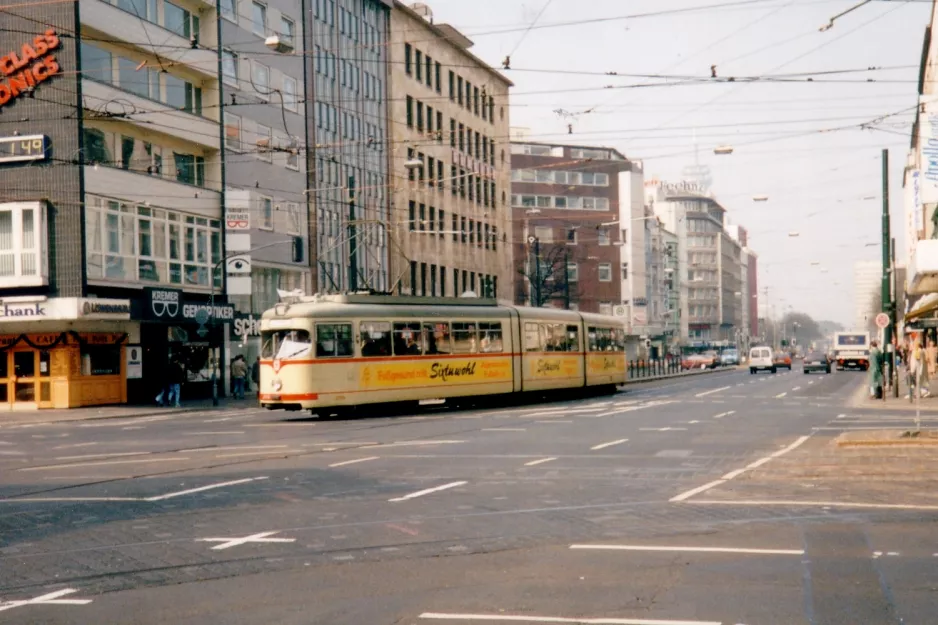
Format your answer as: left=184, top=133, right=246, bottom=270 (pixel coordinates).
left=421, top=0, right=933, bottom=327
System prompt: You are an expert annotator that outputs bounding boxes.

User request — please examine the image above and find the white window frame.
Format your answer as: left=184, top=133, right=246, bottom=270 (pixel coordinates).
left=251, top=0, right=267, bottom=36
left=259, top=195, right=274, bottom=230
left=282, top=75, right=298, bottom=111
left=280, top=15, right=296, bottom=47
left=286, top=202, right=301, bottom=234
left=285, top=135, right=300, bottom=171
left=598, top=228, right=610, bottom=246
left=251, top=60, right=270, bottom=100
left=224, top=112, right=242, bottom=152
left=255, top=123, right=272, bottom=162
left=598, top=262, right=612, bottom=282
left=222, top=49, right=239, bottom=87
left=0, top=201, right=48, bottom=288
left=533, top=226, right=552, bottom=243
left=567, top=262, right=578, bottom=282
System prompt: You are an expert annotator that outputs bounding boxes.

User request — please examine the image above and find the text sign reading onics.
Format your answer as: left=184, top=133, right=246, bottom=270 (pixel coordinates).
left=0, top=30, right=62, bottom=110
left=0, top=135, right=49, bottom=164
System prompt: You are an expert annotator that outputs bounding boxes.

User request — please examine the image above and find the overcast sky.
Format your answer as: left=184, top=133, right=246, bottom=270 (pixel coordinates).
left=424, top=0, right=932, bottom=327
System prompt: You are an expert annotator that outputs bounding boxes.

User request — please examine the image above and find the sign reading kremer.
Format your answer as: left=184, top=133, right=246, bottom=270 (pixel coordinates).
left=0, top=30, right=61, bottom=110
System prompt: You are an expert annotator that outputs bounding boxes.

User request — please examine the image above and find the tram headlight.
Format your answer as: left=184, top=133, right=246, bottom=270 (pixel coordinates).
left=272, top=378, right=282, bottom=391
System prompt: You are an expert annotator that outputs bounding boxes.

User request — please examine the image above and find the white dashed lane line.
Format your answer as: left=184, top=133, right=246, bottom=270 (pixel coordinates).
left=590, top=439, right=629, bottom=451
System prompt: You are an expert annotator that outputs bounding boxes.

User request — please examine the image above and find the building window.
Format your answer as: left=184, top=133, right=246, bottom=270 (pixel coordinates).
left=598, top=263, right=612, bottom=282
left=256, top=123, right=272, bottom=162
left=415, top=49, right=422, bottom=81
left=251, top=0, right=267, bottom=36
left=408, top=200, right=416, bottom=231
left=252, top=61, right=270, bottom=99
left=567, top=263, right=578, bottom=282
left=286, top=202, right=301, bottom=235
left=280, top=16, right=295, bottom=47
left=259, top=196, right=273, bottom=229
left=416, top=101, right=424, bottom=131
left=282, top=76, right=297, bottom=111
left=599, top=302, right=613, bottom=316
left=224, top=113, right=242, bottom=151
left=435, top=61, right=441, bottom=93
left=163, top=1, right=194, bottom=39
left=448, top=70, right=455, bottom=100
left=405, top=43, right=412, bottom=75
left=220, top=0, right=236, bottom=21
left=534, top=226, right=552, bottom=243
left=621, top=262, right=628, bottom=280
left=285, top=136, right=300, bottom=170
left=425, top=55, right=432, bottom=87
left=0, top=202, right=46, bottom=288
left=598, top=228, right=610, bottom=246
left=457, top=76, right=463, bottom=104
left=222, top=50, right=238, bottom=87
left=406, top=96, right=413, bottom=127
left=473, top=86, right=479, bottom=115
left=566, top=229, right=577, bottom=245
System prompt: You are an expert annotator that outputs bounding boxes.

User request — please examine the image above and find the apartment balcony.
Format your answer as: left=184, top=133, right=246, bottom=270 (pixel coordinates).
left=908, top=239, right=938, bottom=295
left=81, top=0, right=218, bottom=80
left=83, top=79, right=219, bottom=151
left=84, top=165, right=220, bottom=218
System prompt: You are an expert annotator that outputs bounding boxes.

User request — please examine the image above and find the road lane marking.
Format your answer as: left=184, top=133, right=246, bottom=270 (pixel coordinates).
left=688, top=420, right=700, bottom=424
left=570, top=544, right=803, bottom=555
left=418, top=613, right=720, bottom=625
left=183, top=431, right=246, bottom=435
left=694, top=386, right=730, bottom=398
left=385, top=523, right=419, bottom=536
left=54, top=452, right=151, bottom=461
left=146, top=477, right=268, bottom=501
left=389, top=481, right=467, bottom=502
left=536, top=420, right=574, bottom=424
left=690, top=499, right=938, bottom=511
left=0, top=588, right=93, bottom=612
left=197, top=531, right=295, bottom=550
left=214, top=450, right=299, bottom=458
left=712, top=411, right=735, bottom=419
left=792, top=387, right=801, bottom=392
left=182, top=445, right=290, bottom=453
left=590, top=438, right=629, bottom=451
left=524, top=457, right=557, bottom=467
left=0, top=497, right=143, bottom=503
left=122, top=426, right=145, bottom=431
left=368, top=440, right=465, bottom=449
left=19, top=457, right=186, bottom=472
left=482, top=428, right=528, bottom=432
left=775, top=392, right=787, bottom=398
left=670, top=479, right=727, bottom=503
left=203, top=417, right=233, bottom=423
left=328, top=456, right=380, bottom=468
left=639, top=427, right=687, bottom=432
left=50, top=442, right=98, bottom=450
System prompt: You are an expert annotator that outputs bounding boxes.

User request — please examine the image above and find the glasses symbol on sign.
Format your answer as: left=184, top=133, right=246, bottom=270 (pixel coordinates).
left=226, top=219, right=249, bottom=229
left=151, top=300, right=179, bottom=318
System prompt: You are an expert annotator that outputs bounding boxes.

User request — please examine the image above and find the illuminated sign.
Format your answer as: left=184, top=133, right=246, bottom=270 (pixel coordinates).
left=0, top=30, right=61, bottom=110
left=0, top=135, right=50, bottom=164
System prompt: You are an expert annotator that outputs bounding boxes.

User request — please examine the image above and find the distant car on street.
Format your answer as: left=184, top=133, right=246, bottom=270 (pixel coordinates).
left=773, top=351, right=792, bottom=370
left=803, top=350, right=831, bottom=374
left=749, top=346, right=776, bottom=374
left=720, top=349, right=740, bottom=366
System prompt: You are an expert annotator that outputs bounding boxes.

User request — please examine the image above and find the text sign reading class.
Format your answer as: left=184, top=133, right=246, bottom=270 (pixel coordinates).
left=0, top=30, right=62, bottom=110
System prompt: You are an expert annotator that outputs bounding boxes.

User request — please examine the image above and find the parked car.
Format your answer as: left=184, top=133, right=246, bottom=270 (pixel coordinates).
left=773, top=351, right=792, bottom=370
left=803, top=350, right=831, bottom=374
left=720, top=349, right=740, bottom=366
left=749, top=346, right=776, bottom=374
left=682, top=352, right=719, bottom=370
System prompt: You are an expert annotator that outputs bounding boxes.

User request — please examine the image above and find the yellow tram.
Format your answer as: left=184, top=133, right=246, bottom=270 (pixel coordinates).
left=258, top=294, right=627, bottom=414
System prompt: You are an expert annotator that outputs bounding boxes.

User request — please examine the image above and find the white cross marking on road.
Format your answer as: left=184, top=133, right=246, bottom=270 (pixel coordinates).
left=0, top=588, right=93, bottom=612
left=196, top=531, right=296, bottom=550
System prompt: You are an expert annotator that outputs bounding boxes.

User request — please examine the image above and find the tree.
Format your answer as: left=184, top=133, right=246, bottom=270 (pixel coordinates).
left=780, top=311, right=823, bottom=345
left=517, top=243, right=573, bottom=308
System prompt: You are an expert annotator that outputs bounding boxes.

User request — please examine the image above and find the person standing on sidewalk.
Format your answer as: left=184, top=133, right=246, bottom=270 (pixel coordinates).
left=168, top=359, right=185, bottom=408
left=251, top=356, right=261, bottom=398
left=907, top=337, right=929, bottom=399
left=927, top=338, right=937, bottom=395
left=869, top=341, right=883, bottom=399
left=231, top=355, right=248, bottom=400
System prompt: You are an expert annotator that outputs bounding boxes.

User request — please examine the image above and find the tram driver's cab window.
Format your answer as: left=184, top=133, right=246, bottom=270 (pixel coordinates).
left=315, top=324, right=353, bottom=358
left=262, top=329, right=312, bottom=359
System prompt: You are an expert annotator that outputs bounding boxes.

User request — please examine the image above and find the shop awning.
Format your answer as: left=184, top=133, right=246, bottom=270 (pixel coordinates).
left=904, top=292, right=938, bottom=322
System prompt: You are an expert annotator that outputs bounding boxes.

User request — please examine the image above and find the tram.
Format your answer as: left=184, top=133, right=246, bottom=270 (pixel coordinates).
left=258, top=294, right=627, bottom=414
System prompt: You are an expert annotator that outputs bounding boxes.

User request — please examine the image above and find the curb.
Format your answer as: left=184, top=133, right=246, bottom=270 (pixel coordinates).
left=837, top=439, right=938, bottom=447
left=2, top=403, right=251, bottom=427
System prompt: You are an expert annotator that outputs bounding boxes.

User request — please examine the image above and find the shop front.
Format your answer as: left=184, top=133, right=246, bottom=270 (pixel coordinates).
left=0, top=297, right=135, bottom=410
left=134, top=288, right=235, bottom=403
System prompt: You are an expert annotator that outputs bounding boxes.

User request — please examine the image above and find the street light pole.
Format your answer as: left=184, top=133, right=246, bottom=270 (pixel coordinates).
left=348, top=174, right=358, bottom=293
left=563, top=248, right=571, bottom=310
left=881, top=148, right=895, bottom=394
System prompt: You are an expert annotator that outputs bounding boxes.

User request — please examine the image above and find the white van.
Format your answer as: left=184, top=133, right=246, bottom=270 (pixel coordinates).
left=749, top=346, right=776, bottom=374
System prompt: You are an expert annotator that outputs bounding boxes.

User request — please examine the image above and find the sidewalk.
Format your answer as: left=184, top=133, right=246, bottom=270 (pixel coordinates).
left=849, top=367, right=938, bottom=412
left=0, top=396, right=257, bottom=428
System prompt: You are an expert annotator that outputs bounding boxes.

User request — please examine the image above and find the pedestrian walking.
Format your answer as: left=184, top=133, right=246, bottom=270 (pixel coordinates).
left=251, top=356, right=261, bottom=397
left=906, top=336, right=929, bottom=399
left=869, top=340, right=883, bottom=399
left=168, top=359, right=185, bottom=407
left=231, top=355, right=248, bottom=400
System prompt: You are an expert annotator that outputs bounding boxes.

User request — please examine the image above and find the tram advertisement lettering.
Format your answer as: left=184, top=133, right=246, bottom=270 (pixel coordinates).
left=533, top=356, right=579, bottom=378
left=587, top=355, right=625, bottom=374
left=360, top=358, right=511, bottom=387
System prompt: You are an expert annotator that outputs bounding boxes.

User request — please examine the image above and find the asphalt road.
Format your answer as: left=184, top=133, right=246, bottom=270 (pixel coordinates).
left=1, top=366, right=935, bottom=624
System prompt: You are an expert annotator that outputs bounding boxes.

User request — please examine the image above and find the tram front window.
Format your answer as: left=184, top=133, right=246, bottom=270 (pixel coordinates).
left=261, top=330, right=312, bottom=360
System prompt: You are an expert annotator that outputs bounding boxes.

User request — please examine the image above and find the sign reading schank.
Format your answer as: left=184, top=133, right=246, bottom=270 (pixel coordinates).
left=0, top=301, right=45, bottom=319
left=0, top=30, right=61, bottom=111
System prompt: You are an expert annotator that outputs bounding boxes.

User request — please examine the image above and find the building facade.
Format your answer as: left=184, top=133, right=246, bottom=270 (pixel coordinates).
left=388, top=2, right=512, bottom=299
left=308, top=0, right=392, bottom=294
left=510, top=141, right=644, bottom=316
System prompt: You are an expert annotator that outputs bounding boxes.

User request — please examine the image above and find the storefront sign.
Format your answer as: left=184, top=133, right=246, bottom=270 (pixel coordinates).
left=233, top=315, right=262, bottom=338
left=0, top=30, right=61, bottom=111
left=0, top=301, right=45, bottom=319
left=359, top=357, right=512, bottom=388
left=182, top=302, right=235, bottom=321
left=126, top=345, right=143, bottom=379
left=79, top=298, right=131, bottom=320
left=144, top=287, right=182, bottom=321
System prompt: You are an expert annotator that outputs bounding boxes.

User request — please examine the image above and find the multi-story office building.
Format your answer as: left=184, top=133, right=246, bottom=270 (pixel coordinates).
left=855, top=260, right=882, bottom=331
left=388, top=1, right=512, bottom=298
left=308, top=0, right=392, bottom=294
left=509, top=141, right=645, bottom=316
left=642, top=215, right=679, bottom=350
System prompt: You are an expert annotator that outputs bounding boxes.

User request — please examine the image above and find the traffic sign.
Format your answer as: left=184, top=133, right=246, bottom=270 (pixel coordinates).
left=875, top=312, right=890, bottom=329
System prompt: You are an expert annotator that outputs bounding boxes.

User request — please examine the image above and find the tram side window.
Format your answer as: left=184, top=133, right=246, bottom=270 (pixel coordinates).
left=393, top=322, right=423, bottom=356
left=565, top=325, right=580, bottom=352
left=543, top=323, right=564, bottom=352
left=452, top=322, right=478, bottom=353
left=316, top=324, right=354, bottom=358
left=614, top=328, right=627, bottom=352
left=479, top=322, right=503, bottom=353
left=588, top=327, right=621, bottom=352
left=424, top=322, right=452, bottom=355
left=524, top=322, right=540, bottom=352
left=360, top=321, right=392, bottom=357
